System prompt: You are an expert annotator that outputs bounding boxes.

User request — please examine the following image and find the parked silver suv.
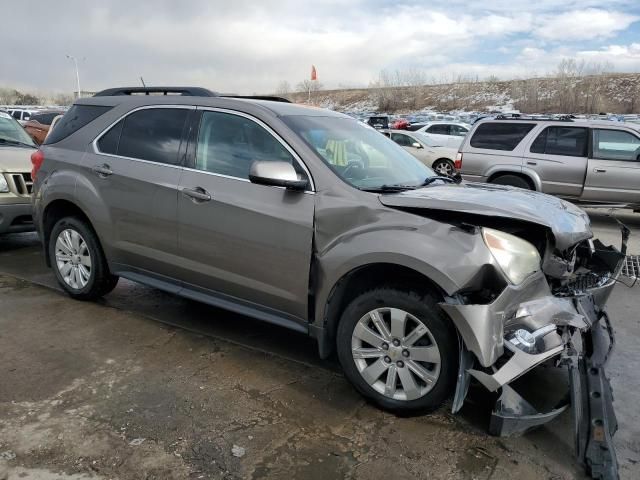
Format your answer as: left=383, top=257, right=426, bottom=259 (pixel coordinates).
left=457, top=118, right=640, bottom=209
left=32, top=88, right=626, bottom=478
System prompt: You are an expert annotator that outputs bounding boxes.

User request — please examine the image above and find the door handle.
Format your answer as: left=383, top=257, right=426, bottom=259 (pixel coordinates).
left=526, top=161, right=537, bottom=166
left=594, top=168, right=607, bottom=173
left=181, top=187, right=211, bottom=202
left=92, top=164, right=113, bottom=177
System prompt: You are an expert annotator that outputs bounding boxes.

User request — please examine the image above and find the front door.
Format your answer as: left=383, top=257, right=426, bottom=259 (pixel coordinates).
left=177, top=109, right=315, bottom=320
left=583, top=128, right=640, bottom=205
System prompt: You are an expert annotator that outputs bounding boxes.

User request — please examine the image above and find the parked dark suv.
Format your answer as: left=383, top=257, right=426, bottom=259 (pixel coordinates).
left=32, top=87, right=625, bottom=479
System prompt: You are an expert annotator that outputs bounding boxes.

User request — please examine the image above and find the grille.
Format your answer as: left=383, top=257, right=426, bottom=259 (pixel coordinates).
left=8, top=173, right=33, bottom=196
left=621, top=255, right=640, bottom=280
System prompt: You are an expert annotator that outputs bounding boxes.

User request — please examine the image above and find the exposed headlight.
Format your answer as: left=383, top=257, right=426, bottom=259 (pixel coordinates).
left=0, top=175, right=9, bottom=193
left=482, top=228, right=541, bottom=284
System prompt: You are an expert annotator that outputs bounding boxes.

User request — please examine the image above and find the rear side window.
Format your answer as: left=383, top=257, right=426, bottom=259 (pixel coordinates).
left=470, top=123, right=535, bottom=151
left=529, top=126, right=587, bottom=157
left=44, top=105, right=111, bottom=144
left=117, top=108, right=188, bottom=165
left=97, top=119, right=124, bottom=154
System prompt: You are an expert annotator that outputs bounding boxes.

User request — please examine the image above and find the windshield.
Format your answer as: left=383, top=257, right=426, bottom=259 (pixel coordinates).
left=283, top=116, right=435, bottom=190
left=0, top=112, right=36, bottom=147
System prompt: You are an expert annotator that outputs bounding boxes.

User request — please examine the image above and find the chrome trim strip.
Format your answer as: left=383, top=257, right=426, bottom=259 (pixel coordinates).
left=91, top=103, right=316, bottom=192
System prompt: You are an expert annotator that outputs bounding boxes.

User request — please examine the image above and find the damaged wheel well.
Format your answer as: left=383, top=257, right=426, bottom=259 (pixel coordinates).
left=319, top=263, right=447, bottom=358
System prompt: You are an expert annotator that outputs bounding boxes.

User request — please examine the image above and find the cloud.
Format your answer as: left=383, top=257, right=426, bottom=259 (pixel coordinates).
left=534, top=9, right=639, bottom=40
left=0, top=1, right=638, bottom=94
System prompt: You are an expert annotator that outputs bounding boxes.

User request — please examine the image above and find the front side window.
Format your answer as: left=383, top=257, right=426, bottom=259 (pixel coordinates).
left=391, top=133, right=414, bottom=147
left=117, top=108, right=188, bottom=164
left=529, top=126, right=588, bottom=157
left=593, top=129, right=640, bottom=161
left=450, top=125, right=468, bottom=136
left=283, top=115, right=436, bottom=191
left=426, top=124, right=450, bottom=135
left=470, top=122, right=535, bottom=151
left=195, top=111, right=303, bottom=180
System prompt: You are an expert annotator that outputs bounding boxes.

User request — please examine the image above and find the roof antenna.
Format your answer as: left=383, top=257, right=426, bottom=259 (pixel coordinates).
left=140, top=76, right=146, bottom=87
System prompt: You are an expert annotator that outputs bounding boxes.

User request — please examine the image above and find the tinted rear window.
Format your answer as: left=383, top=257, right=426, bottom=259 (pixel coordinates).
left=470, top=123, right=535, bottom=151
left=44, top=105, right=111, bottom=145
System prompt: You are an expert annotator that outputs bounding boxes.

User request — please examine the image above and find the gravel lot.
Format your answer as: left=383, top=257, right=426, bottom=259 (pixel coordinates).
left=0, top=209, right=638, bottom=479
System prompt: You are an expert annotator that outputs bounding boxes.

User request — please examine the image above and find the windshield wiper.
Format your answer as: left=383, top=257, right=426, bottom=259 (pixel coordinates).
left=421, top=174, right=462, bottom=186
left=0, top=138, right=35, bottom=148
left=361, top=184, right=418, bottom=193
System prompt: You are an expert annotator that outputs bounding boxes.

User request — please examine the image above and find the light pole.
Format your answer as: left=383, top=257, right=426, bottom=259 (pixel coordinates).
left=66, top=54, right=81, bottom=99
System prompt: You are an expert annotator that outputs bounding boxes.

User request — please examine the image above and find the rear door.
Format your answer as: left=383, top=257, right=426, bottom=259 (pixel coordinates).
left=176, top=108, right=315, bottom=320
left=422, top=123, right=450, bottom=146
left=87, top=106, right=192, bottom=276
left=582, top=128, right=640, bottom=205
left=522, top=125, right=588, bottom=197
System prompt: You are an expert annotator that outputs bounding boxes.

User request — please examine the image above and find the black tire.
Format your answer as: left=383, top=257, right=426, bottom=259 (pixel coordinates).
left=336, top=287, right=458, bottom=414
left=432, top=159, right=455, bottom=177
left=490, top=174, right=532, bottom=189
left=48, top=216, right=118, bottom=300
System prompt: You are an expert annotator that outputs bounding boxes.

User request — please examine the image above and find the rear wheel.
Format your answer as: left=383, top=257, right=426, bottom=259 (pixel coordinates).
left=490, top=174, right=532, bottom=189
left=49, top=216, right=118, bottom=300
left=336, top=287, right=457, bottom=414
left=432, top=159, right=455, bottom=176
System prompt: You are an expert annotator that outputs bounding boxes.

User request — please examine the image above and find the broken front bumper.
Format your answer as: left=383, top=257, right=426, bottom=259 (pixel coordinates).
left=440, top=231, right=627, bottom=480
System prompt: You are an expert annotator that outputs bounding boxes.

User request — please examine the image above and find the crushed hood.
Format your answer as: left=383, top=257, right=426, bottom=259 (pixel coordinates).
left=0, top=146, right=36, bottom=173
left=378, top=182, right=592, bottom=251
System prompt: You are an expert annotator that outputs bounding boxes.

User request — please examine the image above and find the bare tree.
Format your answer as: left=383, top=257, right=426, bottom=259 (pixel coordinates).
left=295, top=79, right=323, bottom=93
left=274, top=80, right=291, bottom=96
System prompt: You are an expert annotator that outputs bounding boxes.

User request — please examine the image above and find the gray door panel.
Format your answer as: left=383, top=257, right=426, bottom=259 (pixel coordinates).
left=177, top=172, right=314, bottom=319
left=583, top=159, right=640, bottom=204
left=83, top=151, right=183, bottom=274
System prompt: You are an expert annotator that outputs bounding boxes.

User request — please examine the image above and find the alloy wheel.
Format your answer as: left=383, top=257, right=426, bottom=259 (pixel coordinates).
left=351, top=307, right=441, bottom=401
left=433, top=161, right=454, bottom=176
left=55, top=228, right=92, bottom=290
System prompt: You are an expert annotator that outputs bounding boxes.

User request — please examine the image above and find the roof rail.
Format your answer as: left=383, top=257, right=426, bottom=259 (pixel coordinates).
left=220, top=95, right=291, bottom=103
left=93, top=87, right=218, bottom=97
left=494, top=114, right=574, bottom=122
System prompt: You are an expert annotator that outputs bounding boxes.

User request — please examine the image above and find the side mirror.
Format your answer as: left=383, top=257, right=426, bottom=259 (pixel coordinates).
left=249, top=161, right=308, bottom=191
left=412, top=142, right=423, bottom=149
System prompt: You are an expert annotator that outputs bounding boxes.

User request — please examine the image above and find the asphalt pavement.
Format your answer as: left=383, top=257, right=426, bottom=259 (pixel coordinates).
left=0, top=208, right=638, bottom=479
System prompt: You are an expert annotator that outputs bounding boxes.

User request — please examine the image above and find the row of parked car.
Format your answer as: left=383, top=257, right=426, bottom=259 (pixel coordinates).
left=382, top=115, right=640, bottom=210
left=3, top=107, right=66, bottom=143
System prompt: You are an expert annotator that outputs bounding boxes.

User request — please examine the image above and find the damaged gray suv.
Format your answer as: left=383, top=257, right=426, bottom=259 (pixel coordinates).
left=32, top=87, right=626, bottom=479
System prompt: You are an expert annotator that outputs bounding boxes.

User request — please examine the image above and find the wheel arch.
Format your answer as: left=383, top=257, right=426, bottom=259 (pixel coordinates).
left=486, top=167, right=541, bottom=191
left=314, top=262, right=450, bottom=359
left=41, top=199, right=94, bottom=267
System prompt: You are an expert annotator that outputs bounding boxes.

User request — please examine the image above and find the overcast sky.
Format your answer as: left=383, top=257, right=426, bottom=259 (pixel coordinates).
left=2, top=0, right=640, bottom=95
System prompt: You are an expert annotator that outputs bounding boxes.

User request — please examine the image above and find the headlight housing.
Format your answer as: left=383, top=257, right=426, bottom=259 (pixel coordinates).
left=482, top=228, right=541, bottom=284
left=0, top=175, right=9, bottom=193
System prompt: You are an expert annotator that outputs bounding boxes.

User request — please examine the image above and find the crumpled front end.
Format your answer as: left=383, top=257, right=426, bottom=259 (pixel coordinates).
left=441, top=223, right=628, bottom=480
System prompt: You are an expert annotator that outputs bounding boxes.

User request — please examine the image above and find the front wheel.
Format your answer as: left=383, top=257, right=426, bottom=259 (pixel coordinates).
left=49, top=216, right=119, bottom=300
left=432, top=159, right=455, bottom=177
left=336, top=287, right=458, bottom=414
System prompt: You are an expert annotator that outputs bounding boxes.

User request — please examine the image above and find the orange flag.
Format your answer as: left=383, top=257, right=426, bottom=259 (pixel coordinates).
left=311, top=65, right=317, bottom=81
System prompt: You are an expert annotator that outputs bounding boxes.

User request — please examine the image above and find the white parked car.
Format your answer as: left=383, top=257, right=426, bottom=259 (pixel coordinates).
left=388, top=130, right=459, bottom=175
left=410, top=121, right=470, bottom=148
